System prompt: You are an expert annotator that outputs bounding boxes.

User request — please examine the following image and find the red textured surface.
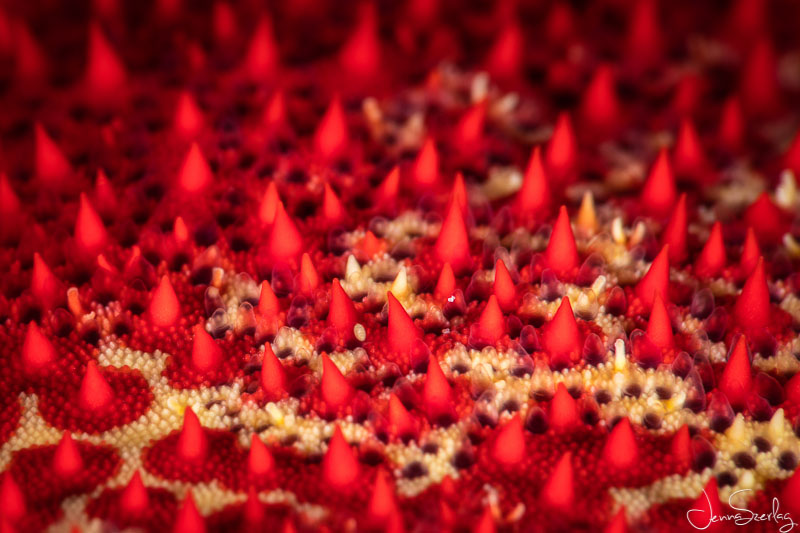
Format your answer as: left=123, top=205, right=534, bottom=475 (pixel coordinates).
left=0, top=0, right=800, bottom=532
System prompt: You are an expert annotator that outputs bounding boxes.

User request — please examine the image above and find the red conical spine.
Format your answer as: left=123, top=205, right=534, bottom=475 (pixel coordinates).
left=329, top=279, right=358, bottom=341
left=314, top=97, right=348, bottom=160
left=86, top=22, right=126, bottom=97
left=368, top=467, right=397, bottom=520
left=191, top=324, right=223, bottom=374
left=119, top=471, right=148, bottom=515
left=674, top=119, right=709, bottom=182
left=541, top=452, right=574, bottom=511
left=493, top=259, right=516, bottom=312
left=580, top=64, right=619, bottom=139
left=646, top=292, right=674, bottom=350
left=149, top=275, right=181, bottom=327
left=719, top=335, right=752, bottom=410
left=242, top=16, right=277, bottom=81
left=486, top=22, right=522, bottom=80
left=491, top=414, right=525, bottom=466
left=545, top=112, right=577, bottom=184
left=339, top=3, right=379, bottom=78
left=257, top=280, right=279, bottom=319
left=248, top=434, right=275, bottom=477
left=412, top=137, right=439, bottom=187
left=514, top=146, right=551, bottom=219
left=322, top=427, right=360, bottom=490
left=387, top=393, right=417, bottom=439
left=719, top=96, right=745, bottom=152
left=434, top=262, right=456, bottom=300
left=53, top=432, right=83, bottom=478
left=322, top=183, right=347, bottom=226
left=543, top=297, right=582, bottom=368
left=174, top=491, right=206, bottom=533
left=177, top=408, right=208, bottom=463
left=75, top=193, right=108, bottom=257
left=602, top=418, right=639, bottom=470
left=320, top=354, right=354, bottom=411
left=298, top=253, right=320, bottom=295
left=0, top=473, right=25, bottom=523
left=687, top=478, right=722, bottom=532
left=259, top=182, right=280, bottom=225
left=387, top=292, right=421, bottom=355
left=661, top=193, right=687, bottom=264
left=261, top=343, right=287, bottom=401
left=549, top=382, right=579, bottom=432
left=177, top=142, right=212, bottom=193
left=174, top=91, right=203, bottom=137
left=694, top=222, right=725, bottom=278
left=434, top=200, right=471, bottom=274
left=733, top=258, right=770, bottom=331
left=22, top=321, right=57, bottom=376
left=266, top=202, right=303, bottom=265
left=474, top=295, right=505, bottom=346
left=544, top=206, right=579, bottom=278
left=424, top=356, right=453, bottom=421
left=635, top=245, right=670, bottom=311
left=79, top=360, right=114, bottom=412
left=35, top=123, right=72, bottom=185
left=640, top=149, right=677, bottom=219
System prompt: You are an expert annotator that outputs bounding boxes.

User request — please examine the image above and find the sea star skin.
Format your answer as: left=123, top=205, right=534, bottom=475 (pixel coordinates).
left=1, top=1, right=800, bottom=532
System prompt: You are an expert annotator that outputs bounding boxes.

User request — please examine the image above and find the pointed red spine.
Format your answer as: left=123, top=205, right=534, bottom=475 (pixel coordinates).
left=671, top=424, right=692, bottom=469
left=545, top=112, right=577, bottom=185
left=514, top=146, right=551, bottom=220
left=22, top=321, right=57, bottom=376
left=257, top=280, right=280, bottom=320
left=646, top=293, right=674, bottom=350
left=740, top=226, right=760, bottom=275
left=338, top=3, right=379, bottom=79
left=150, top=275, right=181, bottom=327
left=387, top=292, right=422, bottom=354
left=35, top=123, right=72, bottom=185
left=75, top=193, right=108, bottom=258
left=322, top=427, right=360, bottom=490
left=674, top=119, right=709, bottom=182
left=266, top=202, right=303, bottom=265
left=177, top=142, right=212, bottom=193
left=260, top=343, right=287, bottom=401
left=375, top=166, right=400, bottom=212
left=491, top=414, right=525, bottom=466
left=424, top=356, right=453, bottom=421
left=298, top=253, right=320, bottom=295
left=434, top=262, right=456, bottom=300
left=486, top=22, right=523, bottom=80
left=493, top=260, right=516, bottom=312
left=85, top=22, right=126, bottom=97
left=0, top=473, right=25, bottom=523
left=543, top=297, right=582, bottom=368
left=640, top=149, right=676, bottom=219
left=744, top=192, right=788, bottom=246
left=719, top=335, right=752, bottom=410
left=455, top=102, right=486, bottom=150
left=174, top=91, right=203, bottom=137
left=368, top=467, right=397, bottom=521
left=242, top=15, right=277, bottom=81
left=661, top=193, right=687, bottom=264
left=177, top=407, right=208, bottom=463
left=79, top=360, right=114, bottom=412
left=580, top=64, right=619, bottom=139
left=259, top=182, right=280, bottom=225
left=544, top=206, right=579, bottom=278
left=412, top=137, right=439, bottom=187
left=320, top=354, right=354, bottom=411
left=541, top=452, right=574, bottom=511
left=434, top=199, right=471, bottom=273
left=119, top=471, right=148, bottom=515
left=314, top=97, right=348, bottom=160
left=53, top=432, right=83, bottom=479
left=174, top=490, right=206, bottom=533
left=719, top=96, right=745, bottom=152
left=549, top=382, right=579, bottom=432
left=635, top=245, right=670, bottom=311
left=248, top=434, right=275, bottom=477
left=191, top=324, right=223, bottom=374
left=387, top=393, right=417, bottom=439
left=329, top=279, right=358, bottom=341
left=694, top=222, right=726, bottom=278
left=733, top=258, right=770, bottom=331
left=626, top=0, right=663, bottom=70
left=322, top=183, right=347, bottom=226
left=687, top=478, right=723, bottom=532
left=602, top=418, right=639, bottom=470
left=474, top=295, right=505, bottom=346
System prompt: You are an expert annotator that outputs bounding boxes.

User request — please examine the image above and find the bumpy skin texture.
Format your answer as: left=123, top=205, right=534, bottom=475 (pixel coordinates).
left=1, top=0, right=800, bottom=532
